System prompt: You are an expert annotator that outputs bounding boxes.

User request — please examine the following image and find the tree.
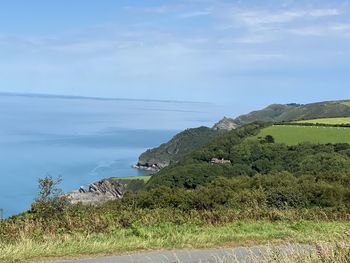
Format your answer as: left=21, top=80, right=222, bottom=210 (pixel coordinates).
left=31, top=175, right=68, bottom=218
left=260, top=135, right=275, bottom=144
left=37, top=176, right=63, bottom=202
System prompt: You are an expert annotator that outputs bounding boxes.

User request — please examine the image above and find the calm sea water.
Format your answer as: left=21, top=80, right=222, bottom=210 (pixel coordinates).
left=0, top=95, right=223, bottom=217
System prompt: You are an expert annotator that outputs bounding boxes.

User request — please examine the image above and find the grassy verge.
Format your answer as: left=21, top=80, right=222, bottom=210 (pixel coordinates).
left=1, top=220, right=349, bottom=263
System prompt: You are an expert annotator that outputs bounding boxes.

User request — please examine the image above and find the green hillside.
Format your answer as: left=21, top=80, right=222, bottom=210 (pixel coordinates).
left=256, top=125, right=350, bottom=145
left=137, top=100, right=350, bottom=169
left=294, top=117, right=350, bottom=125
left=147, top=122, right=350, bottom=189
left=234, top=100, right=350, bottom=125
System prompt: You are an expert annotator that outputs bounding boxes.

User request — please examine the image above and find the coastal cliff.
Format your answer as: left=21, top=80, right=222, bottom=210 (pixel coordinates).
left=136, top=126, right=223, bottom=171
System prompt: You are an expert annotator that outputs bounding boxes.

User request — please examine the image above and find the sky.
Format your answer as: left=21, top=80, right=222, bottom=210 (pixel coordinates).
left=0, top=0, right=350, bottom=109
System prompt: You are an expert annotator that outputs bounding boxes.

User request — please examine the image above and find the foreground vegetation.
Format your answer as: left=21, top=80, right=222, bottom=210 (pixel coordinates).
left=1, top=174, right=350, bottom=262
left=1, top=218, right=349, bottom=263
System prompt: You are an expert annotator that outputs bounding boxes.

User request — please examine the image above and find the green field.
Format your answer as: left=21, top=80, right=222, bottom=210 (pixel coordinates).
left=110, top=175, right=151, bottom=182
left=256, top=125, right=350, bottom=145
left=294, top=117, right=350, bottom=125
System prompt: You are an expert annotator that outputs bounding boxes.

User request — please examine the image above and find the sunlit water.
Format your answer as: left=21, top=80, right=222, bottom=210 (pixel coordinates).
left=0, top=94, right=224, bottom=217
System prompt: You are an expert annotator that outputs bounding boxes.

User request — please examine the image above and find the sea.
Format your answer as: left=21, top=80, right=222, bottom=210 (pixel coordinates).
left=0, top=94, right=226, bottom=217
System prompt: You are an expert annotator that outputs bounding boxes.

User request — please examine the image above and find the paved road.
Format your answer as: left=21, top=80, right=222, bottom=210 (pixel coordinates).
left=52, top=244, right=315, bottom=263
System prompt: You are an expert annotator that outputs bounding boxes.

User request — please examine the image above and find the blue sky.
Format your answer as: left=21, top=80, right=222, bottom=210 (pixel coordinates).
left=0, top=0, right=350, bottom=109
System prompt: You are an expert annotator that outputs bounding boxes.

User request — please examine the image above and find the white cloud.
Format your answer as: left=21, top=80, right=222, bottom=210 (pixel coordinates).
left=214, top=5, right=346, bottom=44
left=178, top=10, right=211, bottom=19
left=290, top=23, right=350, bottom=36
left=235, top=10, right=304, bottom=26
left=220, top=35, right=274, bottom=44
left=232, top=8, right=341, bottom=27
left=143, top=5, right=179, bottom=14
left=309, top=8, right=340, bottom=17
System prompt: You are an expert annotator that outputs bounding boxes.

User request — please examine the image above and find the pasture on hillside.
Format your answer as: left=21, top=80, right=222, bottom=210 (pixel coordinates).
left=110, top=175, right=151, bottom=182
left=294, top=117, right=350, bottom=125
left=256, top=125, right=350, bottom=145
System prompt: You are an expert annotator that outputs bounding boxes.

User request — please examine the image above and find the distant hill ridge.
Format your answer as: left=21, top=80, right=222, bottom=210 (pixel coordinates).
left=215, top=100, right=350, bottom=128
left=136, top=99, right=350, bottom=169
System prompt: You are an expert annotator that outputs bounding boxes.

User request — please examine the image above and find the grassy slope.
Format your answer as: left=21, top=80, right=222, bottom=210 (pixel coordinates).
left=341, top=101, right=350, bottom=107
left=1, top=220, right=349, bottom=263
left=295, top=117, right=350, bottom=125
left=235, top=100, right=350, bottom=125
left=256, top=125, right=350, bottom=145
left=110, top=175, right=151, bottom=182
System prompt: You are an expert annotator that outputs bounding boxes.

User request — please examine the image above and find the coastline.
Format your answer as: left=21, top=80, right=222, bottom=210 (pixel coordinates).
left=132, top=163, right=160, bottom=172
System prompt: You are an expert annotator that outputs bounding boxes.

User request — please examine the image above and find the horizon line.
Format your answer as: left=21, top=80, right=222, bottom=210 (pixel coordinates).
left=0, top=91, right=211, bottom=104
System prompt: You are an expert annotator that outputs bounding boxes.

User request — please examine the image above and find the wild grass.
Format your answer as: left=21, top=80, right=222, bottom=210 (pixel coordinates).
left=256, top=125, right=350, bottom=145
left=0, top=220, right=349, bottom=263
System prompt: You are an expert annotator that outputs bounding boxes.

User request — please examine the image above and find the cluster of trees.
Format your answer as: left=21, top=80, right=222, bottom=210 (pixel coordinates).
left=125, top=172, right=350, bottom=210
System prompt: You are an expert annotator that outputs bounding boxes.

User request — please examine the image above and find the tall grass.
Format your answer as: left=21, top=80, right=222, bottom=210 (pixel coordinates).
left=1, top=206, right=349, bottom=262
left=0, top=217, right=349, bottom=262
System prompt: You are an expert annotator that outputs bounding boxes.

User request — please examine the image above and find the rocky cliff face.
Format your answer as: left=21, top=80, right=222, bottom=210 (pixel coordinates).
left=67, top=180, right=125, bottom=205
left=212, top=117, right=238, bottom=131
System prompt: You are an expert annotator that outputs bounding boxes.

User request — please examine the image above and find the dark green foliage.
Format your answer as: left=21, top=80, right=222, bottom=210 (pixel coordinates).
left=261, top=135, right=275, bottom=144
left=127, top=173, right=350, bottom=211
left=125, top=179, right=145, bottom=192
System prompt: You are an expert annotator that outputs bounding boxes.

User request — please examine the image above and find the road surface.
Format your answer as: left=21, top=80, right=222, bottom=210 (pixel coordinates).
left=52, top=244, right=316, bottom=263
